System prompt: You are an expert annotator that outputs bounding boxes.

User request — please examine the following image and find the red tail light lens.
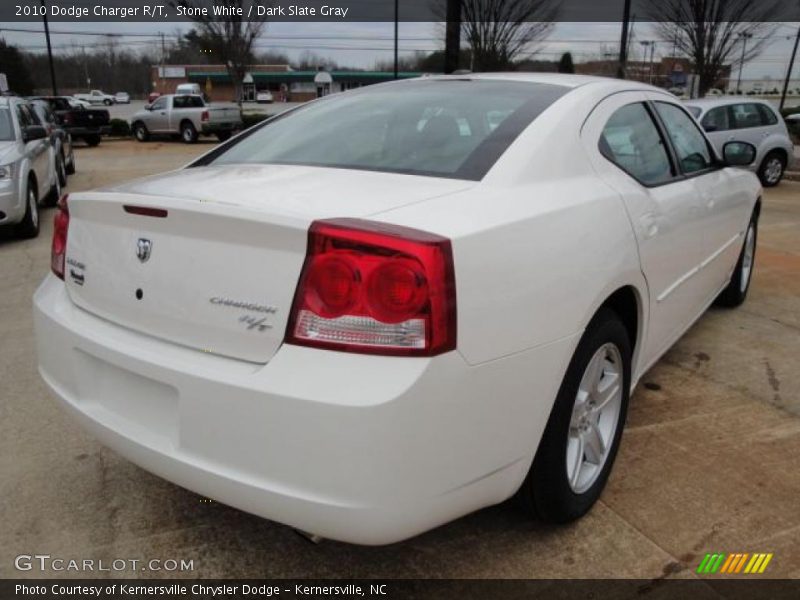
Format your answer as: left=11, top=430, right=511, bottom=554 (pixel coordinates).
left=201, top=110, right=210, bottom=122
left=51, top=194, right=70, bottom=279
left=286, top=219, right=456, bottom=356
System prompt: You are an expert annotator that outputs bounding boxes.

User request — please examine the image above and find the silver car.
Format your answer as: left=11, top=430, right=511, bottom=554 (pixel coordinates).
left=0, top=97, right=61, bottom=239
left=685, top=97, right=795, bottom=186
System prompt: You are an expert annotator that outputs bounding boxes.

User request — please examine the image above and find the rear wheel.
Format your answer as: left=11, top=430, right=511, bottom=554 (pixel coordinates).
left=716, top=214, right=757, bottom=307
left=103, top=99, right=113, bottom=106
left=180, top=121, right=198, bottom=144
left=16, top=180, right=40, bottom=239
left=84, top=135, right=101, bottom=147
left=66, top=148, right=76, bottom=175
left=517, top=307, right=630, bottom=523
left=43, top=164, right=62, bottom=207
left=216, top=131, right=232, bottom=142
left=56, top=152, right=68, bottom=187
left=758, top=151, right=785, bottom=187
left=133, top=122, right=150, bottom=142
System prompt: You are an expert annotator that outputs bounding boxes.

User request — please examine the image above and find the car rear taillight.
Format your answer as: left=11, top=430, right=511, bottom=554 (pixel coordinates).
left=201, top=110, right=209, bottom=122
left=62, top=113, right=72, bottom=125
left=286, top=219, right=456, bottom=356
left=51, top=194, right=70, bottom=279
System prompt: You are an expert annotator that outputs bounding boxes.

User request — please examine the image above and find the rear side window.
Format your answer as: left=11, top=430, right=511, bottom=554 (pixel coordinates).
left=756, top=104, right=779, bottom=125
left=731, top=103, right=764, bottom=129
left=654, top=102, right=713, bottom=174
left=701, top=106, right=731, bottom=132
left=600, top=102, right=673, bottom=186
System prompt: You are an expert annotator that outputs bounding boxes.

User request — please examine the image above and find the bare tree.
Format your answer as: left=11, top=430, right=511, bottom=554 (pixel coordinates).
left=434, top=0, right=557, bottom=71
left=649, top=0, right=780, bottom=97
left=170, top=0, right=268, bottom=104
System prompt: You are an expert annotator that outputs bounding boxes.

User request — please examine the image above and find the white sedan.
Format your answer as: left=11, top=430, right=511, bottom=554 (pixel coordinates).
left=34, top=74, right=761, bottom=545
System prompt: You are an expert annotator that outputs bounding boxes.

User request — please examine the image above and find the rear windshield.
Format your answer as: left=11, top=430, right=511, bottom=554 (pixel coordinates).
left=0, top=109, right=14, bottom=141
left=198, top=80, right=568, bottom=180
left=173, top=95, right=205, bottom=108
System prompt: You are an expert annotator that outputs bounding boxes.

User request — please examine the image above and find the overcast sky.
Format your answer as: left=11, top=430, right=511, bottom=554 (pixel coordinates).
left=1, top=21, right=798, bottom=81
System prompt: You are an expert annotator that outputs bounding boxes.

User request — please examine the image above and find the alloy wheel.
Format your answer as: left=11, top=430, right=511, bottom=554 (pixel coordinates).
left=740, top=224, right=756, bottom=293
left=566, top=342, right=623, bottom=493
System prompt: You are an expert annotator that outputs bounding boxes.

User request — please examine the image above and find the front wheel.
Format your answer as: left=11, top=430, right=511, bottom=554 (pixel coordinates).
left=716, top=214, right=757, bottom=307
left=57, top=152, right=68, bottom=187
left=16, top=181, right=40, bottom=239
left=103, top=99, right=113, bottom=106
left=517, top=307, right=631, bottom=523
left=84, top=135, right=101, bottom=147
left=133, top=122, right=150, bottom=142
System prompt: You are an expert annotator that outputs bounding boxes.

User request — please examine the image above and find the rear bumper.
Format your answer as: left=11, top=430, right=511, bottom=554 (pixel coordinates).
left=200, top=122, right=239, bottom=134
left=33, top=275, right=574, bottom=544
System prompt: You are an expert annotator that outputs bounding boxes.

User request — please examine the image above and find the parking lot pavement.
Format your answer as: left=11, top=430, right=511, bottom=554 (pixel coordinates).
left=1, top=139, right=799, bottom=579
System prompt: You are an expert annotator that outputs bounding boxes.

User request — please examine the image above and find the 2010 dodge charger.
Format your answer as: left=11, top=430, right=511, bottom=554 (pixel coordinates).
left=33, top=74, right=761, bottom=544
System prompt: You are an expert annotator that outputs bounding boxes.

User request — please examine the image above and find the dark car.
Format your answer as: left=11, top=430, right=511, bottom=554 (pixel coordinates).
left=29, top=99, right=75, bottom=186
left=30, top=96, right=111, bottom=147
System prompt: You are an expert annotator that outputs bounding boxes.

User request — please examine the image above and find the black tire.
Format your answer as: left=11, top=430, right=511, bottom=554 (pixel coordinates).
left=216, top=131, right=232, bottom=142
left=180, top=121, right=198, bottom=144
left=716, top=213, right=758, bottom=307
left=56, top=152, right=68, bottom=188
left=16, top=179, right=40, bottom=239
left=133, top=122, right=150, bottom=142
left=65, top=149, right=76, bottom=175
left=84, top=135, right=101, bottom=147
left=103, top=99, right=113, bottom=106
left=757, top=151, right=785, bottom=187
left=517, top=307, right=631, bottom=523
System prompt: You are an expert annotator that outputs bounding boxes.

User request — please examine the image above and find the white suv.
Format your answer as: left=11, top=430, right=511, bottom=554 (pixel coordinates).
left=685, top=97, right=795, bottom=186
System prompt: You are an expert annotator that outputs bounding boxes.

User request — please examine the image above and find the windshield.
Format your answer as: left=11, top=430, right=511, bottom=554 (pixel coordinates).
left=200, top=79, right=568, bottom=180
left=0, top=109, right=14, bottom=141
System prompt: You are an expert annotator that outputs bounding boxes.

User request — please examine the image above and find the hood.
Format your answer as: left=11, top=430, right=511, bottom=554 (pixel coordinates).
left=97, top=163, right=475, bottom=220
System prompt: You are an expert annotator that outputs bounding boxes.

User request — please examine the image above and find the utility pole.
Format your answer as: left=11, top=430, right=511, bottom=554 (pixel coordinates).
left=616, top=0, right=632, bottom=79
left=736, top=32, right=752, bottom=93
left=444, top=0, right=461, bottom=74
left=393, top=0, right=399, bottom=79
left=40, top=0, right=58, bottom=95
left=780, top=25, right=800, bottom=112
left=639, top=41, right=655, bottom=83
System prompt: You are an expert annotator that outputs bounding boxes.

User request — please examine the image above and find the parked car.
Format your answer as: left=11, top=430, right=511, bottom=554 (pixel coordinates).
left=34, top=74, right=761, bottom=545
left=74, top=90, right=116, bottom=106
left=685, top=97, right=795, bottom=186
left=175, top=83, right=202, bottom=96
left=30, top=96, right=111, bottom=147
left=29, top=99, right=75, bottom=187
left=130, top=94, right=242, bottom=143
left=256, top=90, right=274, bottom=104
left=114, top=92, right=131, bottom=104
left=67, top=97, right=92, bottom=109
left=0, top=96, right=60, bottom=238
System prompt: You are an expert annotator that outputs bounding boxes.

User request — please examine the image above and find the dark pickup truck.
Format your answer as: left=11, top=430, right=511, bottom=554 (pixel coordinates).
left=30, top=96, right=111, bottom=146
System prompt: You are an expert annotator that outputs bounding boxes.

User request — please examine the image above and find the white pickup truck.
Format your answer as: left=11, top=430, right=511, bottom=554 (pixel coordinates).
left=73, top=90, right=116, bottom=106
left=130, top=94, right=242, bottom=143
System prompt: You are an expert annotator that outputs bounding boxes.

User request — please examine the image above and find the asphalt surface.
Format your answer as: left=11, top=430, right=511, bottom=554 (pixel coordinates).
left=1, top=139, right=799, bottom=579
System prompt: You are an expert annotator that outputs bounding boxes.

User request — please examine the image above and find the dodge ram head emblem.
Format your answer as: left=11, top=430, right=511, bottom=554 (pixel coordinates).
left=136, top=238, right=152, bottom=263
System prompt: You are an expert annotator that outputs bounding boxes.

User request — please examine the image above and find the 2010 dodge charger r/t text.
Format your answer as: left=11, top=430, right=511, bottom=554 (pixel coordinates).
left=33, top=74, right=761, bottom=545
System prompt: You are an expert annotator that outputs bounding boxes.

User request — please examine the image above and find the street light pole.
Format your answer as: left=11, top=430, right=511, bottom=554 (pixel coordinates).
left=780, top=25, right=800, bottom=112
left=736, top=32, right=752, bottom=93
left=393, top=0, right=398, bottom=79
left=40, top=0, right=58, bottom=95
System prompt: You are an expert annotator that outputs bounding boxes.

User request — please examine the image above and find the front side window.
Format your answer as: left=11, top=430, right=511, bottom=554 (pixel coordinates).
left=150, top=97, right=167, bottom=111
left=701, top=106, right=731, bottom=132
left=0, top=109, right=14, bottom=141
left=731, top=103, right=764, bottom=129
left=599, top=102, right=673, bottom=186
left=199, top=80, right=568, bottom=180
left=654, top=102, right=713, bottom=174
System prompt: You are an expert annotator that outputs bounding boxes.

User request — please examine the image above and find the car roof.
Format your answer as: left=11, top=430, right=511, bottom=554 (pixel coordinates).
left=683, top=96, right=774, bottom=110
left=421, top=72, right=656, bottom=91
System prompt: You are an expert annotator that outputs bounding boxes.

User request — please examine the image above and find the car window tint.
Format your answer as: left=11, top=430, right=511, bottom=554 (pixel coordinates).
left=16, top=105, right=32, bottom=127
left=654, top=102, right=713, bottom=174
left=756, top=104, right=778, bottom=126
left=731, top=103, right=764, bottom=129
left=151, top=97, right=167, bottom=110
left=701, top=106, right=730, bottom=131
left=599, top=102, right=673, bottom=185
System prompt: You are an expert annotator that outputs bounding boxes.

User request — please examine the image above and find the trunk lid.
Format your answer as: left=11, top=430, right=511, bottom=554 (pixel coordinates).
left=64, top=165, right=471, bottom=363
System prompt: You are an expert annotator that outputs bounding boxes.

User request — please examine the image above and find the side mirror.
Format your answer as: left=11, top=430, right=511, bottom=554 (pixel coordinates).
left=22, top=125, right=48, bottom=143
left=722, top=141, right=756, bottom=167
left=144, top=104, right=152, bottom=111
